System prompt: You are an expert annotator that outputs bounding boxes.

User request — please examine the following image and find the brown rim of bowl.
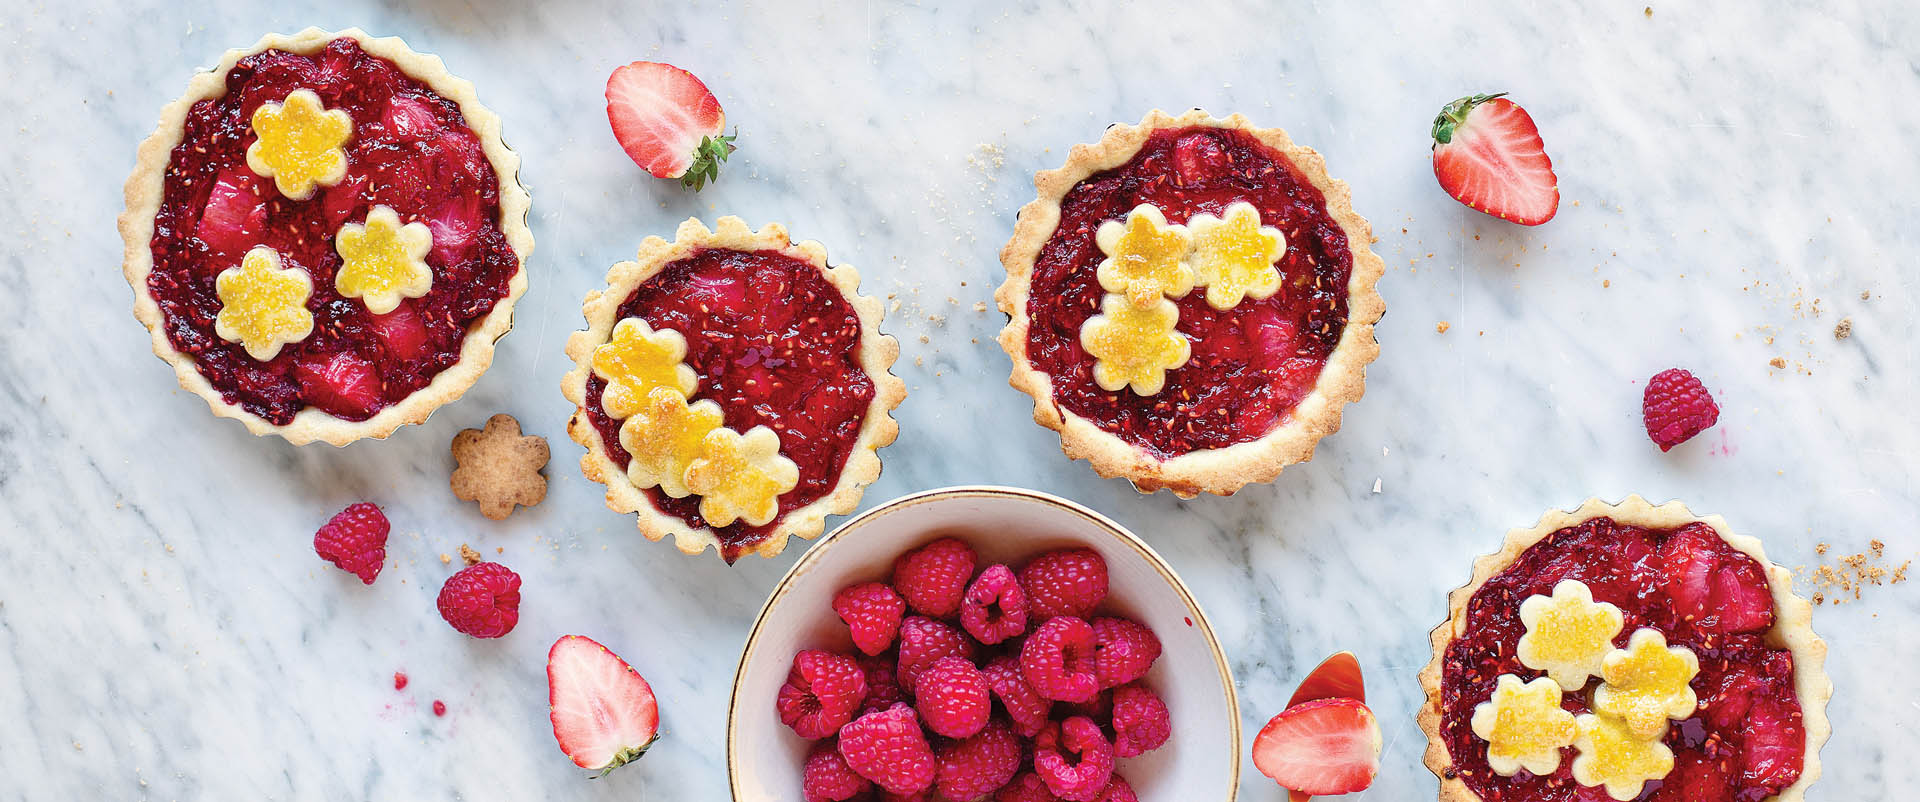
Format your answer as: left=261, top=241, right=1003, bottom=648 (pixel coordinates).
left=724, top=484, right=1242, bottom=801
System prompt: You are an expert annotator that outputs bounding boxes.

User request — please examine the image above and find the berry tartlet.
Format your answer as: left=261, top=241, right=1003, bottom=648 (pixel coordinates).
left=562, top=217, right=905, bottom=562
left=119, top=28, right=532, bottom=445
left=996, top=109, right=1386, bottom=497
left=1418, top=496, right=1831, bottom=802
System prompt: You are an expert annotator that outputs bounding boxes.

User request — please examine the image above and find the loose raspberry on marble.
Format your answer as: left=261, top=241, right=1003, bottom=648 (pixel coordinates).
left=803, top=738, right=871, bottom=802
left=1109, top=683, right=1171, bottom=758
left=836, top=582, right=908, bottom=656
left=1090, top=617, right=1161, bottom=689
left=982, top=654, right=1052, bottom=737
left=996, top=772, right=1063, bottom=802
left=1091, top=775, right=1138, bottom=802
left=837, top=704, right=938, bottom=796
left=915, top=656, right=992, bottom=739
left=777, top=649, right=869, bottom=740
left=1019, top=549, right=1108, bottom=622
left=1642, top=367, right=1720, bottom=451
left=897, top=616, right=976, bottom=696
left=435, top=561, right=521, bottom=638
left=961, top=564, right=1029, bottom=645
left=935, top=719, right=1022, bottom=801
left=1033, top=716, right=1116, bottom=802
left=313, top=502, right=389, bottom=584
left=1020, top=616, right=1102, bottom=703
left=892, top=537, right=977, bottom=618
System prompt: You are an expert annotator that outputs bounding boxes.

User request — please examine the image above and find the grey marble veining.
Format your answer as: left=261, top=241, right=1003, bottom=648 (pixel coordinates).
left=2, top=0, right=1916, bottom=799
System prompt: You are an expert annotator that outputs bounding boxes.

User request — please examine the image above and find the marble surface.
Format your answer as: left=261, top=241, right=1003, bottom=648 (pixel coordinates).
left=2, top=0, right=1915, bottom=799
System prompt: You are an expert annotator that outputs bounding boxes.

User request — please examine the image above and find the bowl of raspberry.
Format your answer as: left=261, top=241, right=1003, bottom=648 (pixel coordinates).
left=727, top=485, right=1240, bottom=802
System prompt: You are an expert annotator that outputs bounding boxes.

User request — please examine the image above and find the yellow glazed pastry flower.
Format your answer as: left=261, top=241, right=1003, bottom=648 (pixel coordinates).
left=1516, top=579, right=1626, bottom=691
left=1079, top=293, right=1191, bottom=396
left=1469, top=674, right=1578, bottom=777
left=1185, top=201, right=1285, bottom=310
left=245, top=89, right=353, bottom=200
left=1571, top=712, right=1675, bottom=800
left=1094, top=204, right=1195, bottom=308
left=592, top=318, right=700, bottom=420
left=214, top=246, right=315, bottom=361
left=334, top=205, right=434, bottom=315
left=1592, top=628, right=1700, bottom=740
left=684, top=425, right=800, bottom=527
left=617, top=387, right=725, bottom=499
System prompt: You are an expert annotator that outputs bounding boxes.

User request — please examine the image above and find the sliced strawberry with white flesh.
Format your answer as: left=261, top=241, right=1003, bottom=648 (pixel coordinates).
left=197, top=167, right=269, bottom=256
left=548, top=635, right=660, bottom=777
left=294, top=351, right=383, bottom=418
left=1252, top=697, right=1381, bottom=796
left=366, top=301, right=430, bottom=361
left=605, top=61, right=736, bottom=189
left=1431, top=93, right=1558, bottom=225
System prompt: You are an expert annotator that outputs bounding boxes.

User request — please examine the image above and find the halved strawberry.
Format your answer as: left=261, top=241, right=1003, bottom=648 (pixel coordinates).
left=366, top=302, right=430, bottom=361
left=605, top=61, right=736, bottom=190
left=196, top=167, right=269, bottom=256
left=1252, top=697, right=1381, bottom=796
left=382, top=95, right=442, bottom=142
left=1431, top=93, right=1558, bottom=225
left=294, top=351, right=383, bottom=418
left=1288, top=651, right=1365, bottom=707
left=548, top=635, right=660, bottom=777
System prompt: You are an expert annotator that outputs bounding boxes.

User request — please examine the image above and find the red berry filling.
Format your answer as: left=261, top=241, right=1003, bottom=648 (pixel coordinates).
left=145, top=38, right=518, bottom=424
left=1439, top=517, right=1804, bottom=802
left=1025, top=125, right=1353, bottom=458
left=583, top=247, right=876, bottom=562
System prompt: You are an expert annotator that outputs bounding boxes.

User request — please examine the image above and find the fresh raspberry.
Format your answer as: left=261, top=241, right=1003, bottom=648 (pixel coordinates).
left=982, top=654, right=1052, bottom=737
left=896, top=616, right=975, bottom=696
left=313, top=502, right=389, bottom=584
left=435, top=561, right=521, bottom=638
left=915, top=656, right=991, bottom=739
left=960, top=564, right=1028, bottom=645
left=777, top=649, right=869, bottom=739
left=892, top=537, right=976, bottom=618
left=1032, top=717, right=1116, bottom=802
left=996, top=772, right=1062, bottom=802
left=837, top=704, right=937, bottom=796
left=1092, top=775, right=1138, bottom=802
left=857, top=652, right=906, bottom=716
left=1019, top=549, right=1107, bottom=622
left=1109, top=683, right=1171, bottom=757
left=1642, top=367, right=1720, bottom=451
left=1019, top=616, right=1100, bottom=703
left=835, top=582, right=907, bottom=656
left=1090, top=617, right=1161, bottom=688
left=935, top=719, right=1022, bottom=801
left=803, top=738, right=871, bottom=802
left=878, top=791, right=931, bottom=802
left=1056, top=689, right=1111, bottom=725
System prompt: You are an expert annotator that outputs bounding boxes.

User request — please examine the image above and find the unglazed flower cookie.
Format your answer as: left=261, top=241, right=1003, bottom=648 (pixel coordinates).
left=562, top=217, right=905, bottom=562
left=1419, top=496, right=1831, bottom=802
left=119, top=28, right=532, bottom=445
left=997, top=109, right=1386, bottom=497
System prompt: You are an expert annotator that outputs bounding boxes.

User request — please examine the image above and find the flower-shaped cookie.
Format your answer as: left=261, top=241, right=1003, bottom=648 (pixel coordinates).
left=1095, top=204, right=1195, bottom=307
left=1470, top=674, right=1578, bottom=777
left=618, top=387, right=726, bottom=499
left=335, top=205, right=434, bottom=314
left=1186, top=201, right=1285, bottom=310
left=1571, top=712, right=1675, bottom=801
left=245, top=89, right=353, bottom=200
left=1079, top=293, right=1191, bottom=396
left=684, top=425, right=800, bottom=527
left=214, top=247, right=315, bottom=361
left=1516, top=579, right=1626, bottom=691
left=1592, top=628, right=1700, bottom=740
left=592, top=318, right=700, bottom=420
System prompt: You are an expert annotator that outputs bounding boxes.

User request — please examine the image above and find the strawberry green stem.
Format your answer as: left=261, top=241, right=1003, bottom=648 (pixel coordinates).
left=1431, top=93, right=1507, bottom=144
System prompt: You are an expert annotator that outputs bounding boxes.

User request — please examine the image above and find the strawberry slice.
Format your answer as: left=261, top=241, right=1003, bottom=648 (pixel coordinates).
left=1288, top=651, right=1366, bottom=708
left=547, top=635, right=660, bottom=777
left=294, top=351, right=383, bottom=419
left=366, top=302, right=430, bottom=361
left=1252, top=697, right=1381, bottom=796
left=605, top=61, right=737, bottom=190
left=382, top=95, right=442, bottom=142
left=1430, top=93, right=1558, bottom=225
left=196, top=167, right=269, bottom=256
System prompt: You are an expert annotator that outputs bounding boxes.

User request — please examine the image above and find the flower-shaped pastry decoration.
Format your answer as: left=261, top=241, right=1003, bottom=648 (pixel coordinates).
left=1470, top=674, right=1578, bottom=777
left=618, top=387, right=726, bottom=499
left=592, top=318, right=700, bottom=420
left=214, top=246, right=315, bottom=361
left=335, top=205, right=435, bottom=315
left=1571, top=712, right=1675, bottom=801
left=1592, top=628, right=1700, bottom=740
left=245, top=89, right=353, bottom=200
left=1516, top=579, right=1626, bottom=691
left=1095, top=204, right=1195, bottom=307
left=684, top=425, right=800, bottom=528
left=1185, top=201, right=1286, bottom=310
left=1079, top=293, right=1192, bottom=396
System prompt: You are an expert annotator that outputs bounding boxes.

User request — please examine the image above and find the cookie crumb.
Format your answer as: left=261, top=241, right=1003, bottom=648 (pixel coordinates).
left=458, top=544, right=482, bottom=566
left=1644, top=6, right=1653, bottom=16
left=1436, top=321, right=1451, bottom=334
left=439, top=553, right=451, bottom=565
left=1800, top=540, right=1911, bottom=604
left=1833, top=318, right=1851, bottom=340
left=1768, top=357, right=1787, bottom=369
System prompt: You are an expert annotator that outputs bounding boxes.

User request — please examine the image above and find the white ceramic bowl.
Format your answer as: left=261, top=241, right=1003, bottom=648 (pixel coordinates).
left=727, top=485, right=1240, bottom=801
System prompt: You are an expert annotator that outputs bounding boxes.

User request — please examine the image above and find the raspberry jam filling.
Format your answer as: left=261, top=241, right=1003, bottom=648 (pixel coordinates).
left=146, top=38, right=517, bottom=425
left=1025, top=126, right=1352, bottom=458
left=1440, top=517, right=1805, bottom=802
left=584, top=248, right=875, bottom=562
